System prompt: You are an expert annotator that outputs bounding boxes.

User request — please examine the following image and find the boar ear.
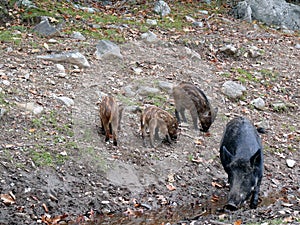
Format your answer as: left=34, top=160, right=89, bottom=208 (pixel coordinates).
left=222, top=146, right=233, bottom=162
left=250, top=149, right=262, bottom=168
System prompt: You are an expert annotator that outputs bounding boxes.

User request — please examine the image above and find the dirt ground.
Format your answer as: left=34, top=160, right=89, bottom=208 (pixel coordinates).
left=0, top=13, right=299, bottom=225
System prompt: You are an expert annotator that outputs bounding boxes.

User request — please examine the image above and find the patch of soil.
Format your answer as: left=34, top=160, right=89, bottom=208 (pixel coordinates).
left=0, top=13, right=299, bottom=225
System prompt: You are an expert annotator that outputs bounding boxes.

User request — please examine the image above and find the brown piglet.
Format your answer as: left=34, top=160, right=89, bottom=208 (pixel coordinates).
left=99, top=96, right=123, bottom=146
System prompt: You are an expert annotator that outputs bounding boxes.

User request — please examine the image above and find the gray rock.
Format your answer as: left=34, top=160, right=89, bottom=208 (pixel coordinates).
left=157, top=81, right=173, bottom=92
left=125, top=105, right=141, bottom=114
left=0, top=108, right=6, bottom=120
left=185, top=47, right=201, bottom=60
left=154, top=0, right=171, bottom=17
left=251, top=97, right=265, bottom=110
left=185, top=16, right=195, bottom=23
left=295, top=43, right=300, bottom=49
left=37, top=51, right=90, bottom=68
left=123, top=86, right=136, bottom=97
left=16, top=102, right=44, bottom=114
left=33, top=17, right=60, bottom=37
left=19, top=0, right=36, bottom=8
left=73, top=4, right=97, bottom=13
left=192, top=21, right=204, bottom=27
left=219, top=44, right=237, bottom=56
left=71, top=31, right=86, bottom=41
left=248, top=45, right=262, bottom=58
left=222, top=81, right=246, bottom=99
left=54, top=96, right=74, bottom=107
left=233, top=0, right=300, bottom=31
left=272, top=102, right=287, bottom=111
left=95, top=40, right=123, bottom=60
left=199, top=10, right=209, bottom=15
left=141, top=31, right=158, bottom=42
left=286, top=159, right=296, bottom=168
left=55, top=64, right=66, bottom=77
left=137, top=86, right=160, bottom=96
left=146, top=19, right=157, bottom=25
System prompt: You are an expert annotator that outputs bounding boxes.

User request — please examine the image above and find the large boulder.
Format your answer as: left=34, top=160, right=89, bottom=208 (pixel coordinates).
left=233, top=0, right=300, bottom=30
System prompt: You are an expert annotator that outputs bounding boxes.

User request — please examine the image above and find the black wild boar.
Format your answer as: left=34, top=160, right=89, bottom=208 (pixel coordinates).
left=172, top=81, right=218, bottom=132
left=99, top=96, right=123, bottom=146
left=220, top=117, right=263, bottom=210
left=140, top=105, right=178, bottom=147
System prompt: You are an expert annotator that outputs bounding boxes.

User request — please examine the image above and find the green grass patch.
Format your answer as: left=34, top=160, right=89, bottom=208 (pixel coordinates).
left=0, top=30, right=22, bottom=45
left=30, top=147, right=68, bottom=166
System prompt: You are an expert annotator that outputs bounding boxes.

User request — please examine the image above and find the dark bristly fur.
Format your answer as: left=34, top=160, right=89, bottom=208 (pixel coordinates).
left=173, top=81, right=218, bottom=132
left=99, top=96, right=123, bottom=146
left=140, top=105, right=178, bottom=147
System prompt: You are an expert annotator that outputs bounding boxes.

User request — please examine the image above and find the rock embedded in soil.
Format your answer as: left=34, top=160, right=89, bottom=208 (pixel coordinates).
left=33, top=17, right=60, bottom=37
left=219, top=44, right=237, bottom=56
left=286, top=159, right=296, bottom=168
left=251, top=97, right=265, bottom=110
left=54, top=96, right=74, bottom=107
left=70, top=31, right=86, bottom=41
left=222, top=81, right=246, bottom=99
left=137, top=86, right=160, bottom=96
left=37, top=51, right=90, bottom=68
left=157, top=81, right=173, bottom=92
left=95, top=40, right=123, bottom=60
left=141, top=31, right=158, bottom=43
left=154, top=0, right=171, bottom=17
left=16, top=102, right=44, bottom=114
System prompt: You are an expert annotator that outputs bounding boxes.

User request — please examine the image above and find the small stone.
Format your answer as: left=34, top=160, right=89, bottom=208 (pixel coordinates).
left=141, top=31, right=158, bottom=43
left=54, top=96, right=74, bottom=107
left=71, top=31, right=86, bottom=41
left=199, top=10, right=209, bottom=15
left=185, top=16, right=195, bottom=23
left=2, top=80, right=10, bottom=86
left=286, top=159, right=296, bottom=168
left=154, top=0, right=171, bottom=17
left=219, top=44, right=237, bottom=55
left=0, top=108, right=6, bottom=119
left=132, top=67, right=143, bottom=75
left=222, top=81, right=246, bottom=99
left=251, top=97, right=265, bottom=110
left=37, top=51, right=90, bottom=68
left=123, top=86, right=136, bottom=97
left=157, top=81, right=173, bottom=92
left=16, top=102, right=44, bottom=114
left=95, top=40, right=123, bottom=60
left=146, top=19, right=157, bottom=25
left=295, top=43, right=300, bottom=49
left=33, top=17, right=60, bottom=37
left=192, top=21, right=204, bottom=27
left=137, top=86, right=160, bottom=96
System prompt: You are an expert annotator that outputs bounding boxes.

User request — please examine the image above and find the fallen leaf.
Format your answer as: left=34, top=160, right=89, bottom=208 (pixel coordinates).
left=1, top=194, right=16, bottom=205
left=42, top=203, right=49, bottom=213
left=211, top=181, right=223, bottom=188
left=166, top=183, right=176, bottom=191
left=234, top=220, right=242, bottom=225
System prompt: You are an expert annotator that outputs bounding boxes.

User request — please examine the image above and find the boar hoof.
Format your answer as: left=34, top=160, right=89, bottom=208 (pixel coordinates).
left=250, top=202, right=258, bottom=209
left=224, top=203, right=238, bottom=211
left=113, top=141, right=117, bottom=146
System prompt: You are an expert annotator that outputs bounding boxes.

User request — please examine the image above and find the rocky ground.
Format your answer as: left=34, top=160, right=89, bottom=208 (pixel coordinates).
left=0, top=3, right=300, bottom=225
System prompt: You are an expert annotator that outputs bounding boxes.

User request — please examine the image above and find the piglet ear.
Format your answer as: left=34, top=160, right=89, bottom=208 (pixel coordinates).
left=250, top=149, right=262, bottom=167
left=221, top=146, right=233, bottom=162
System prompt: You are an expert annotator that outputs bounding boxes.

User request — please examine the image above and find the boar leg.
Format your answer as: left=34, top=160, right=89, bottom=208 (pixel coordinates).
left=175, top=108, right=187, bottom=123
left=149, top=118, right=157, bottom=148
left=111, top=118, right=118, bottom=146
left=190, top=108, right=199, bottom=130
left=100, top=119, right=106, bottom=135
left=141, top=120, right=147, bottom=147
left=250, top=176, right=262, bottom=209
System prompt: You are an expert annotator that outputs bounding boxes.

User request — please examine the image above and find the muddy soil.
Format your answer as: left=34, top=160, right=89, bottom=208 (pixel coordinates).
left=0, top=14, right=299, bottom=225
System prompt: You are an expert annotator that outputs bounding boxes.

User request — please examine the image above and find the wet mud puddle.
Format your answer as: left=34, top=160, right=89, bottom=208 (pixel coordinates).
left=89, top=193, right=283, bottom=225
